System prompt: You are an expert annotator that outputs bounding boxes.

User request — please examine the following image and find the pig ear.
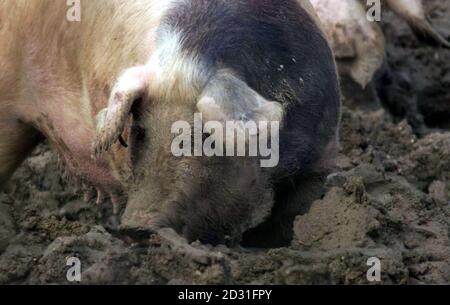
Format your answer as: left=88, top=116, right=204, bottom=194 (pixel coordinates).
left=196, top=72, right=284, bottom=128
left=92, top=66, right=149, bottom=157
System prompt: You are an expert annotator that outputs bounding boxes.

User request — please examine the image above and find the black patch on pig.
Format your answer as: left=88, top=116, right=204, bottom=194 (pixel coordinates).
left=161, top=0, right=341, bottom=246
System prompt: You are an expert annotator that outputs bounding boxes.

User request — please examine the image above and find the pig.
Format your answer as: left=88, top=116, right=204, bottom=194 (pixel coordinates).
left=310, top=0, right=385, bottom=89
left=310, top=0, right=450, bottom=89
left=0, top=0, right=340, bottom=246
left=385, top=0, right=450, bottom=49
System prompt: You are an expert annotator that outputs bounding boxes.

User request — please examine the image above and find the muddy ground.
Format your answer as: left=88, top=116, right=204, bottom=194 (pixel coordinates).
left=1, top=1, right=449, bottom=285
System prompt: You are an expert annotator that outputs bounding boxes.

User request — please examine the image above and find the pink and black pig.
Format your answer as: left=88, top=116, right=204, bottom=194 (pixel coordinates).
left=0, top=0, right=340, bottom=246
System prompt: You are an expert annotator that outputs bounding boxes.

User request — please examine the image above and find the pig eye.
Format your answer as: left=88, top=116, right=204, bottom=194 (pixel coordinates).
left=132, top=125, right=146, bottom=143
left=129, top=98, right=146, bottom=144
left=129, top=120, right=146, bottom=164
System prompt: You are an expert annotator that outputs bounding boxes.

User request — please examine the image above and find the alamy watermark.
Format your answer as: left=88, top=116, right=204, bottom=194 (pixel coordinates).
left=66, top=257, right=81, bottom=282
left=366, top=0, right=382, bottom=22
left=66, top=0, right=81, bottom=22
left=171, top=113, right=280, bottom=168
left=64, top=1, right=382, bottom=24
left=367, top=257, right=381, bottom=282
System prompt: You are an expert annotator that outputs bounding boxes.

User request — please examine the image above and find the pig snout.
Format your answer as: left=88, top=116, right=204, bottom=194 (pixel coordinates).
left=121, top=158, right=274, bottom=246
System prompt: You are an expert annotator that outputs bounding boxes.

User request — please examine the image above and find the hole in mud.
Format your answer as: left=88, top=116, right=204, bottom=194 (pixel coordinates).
left=418, top=84, right=450, bottom=130
left=241, top=175, right=324, bottom=249
left=241, top=194, right=295, bottom=248
left=241, top=220, right=294, bottom=249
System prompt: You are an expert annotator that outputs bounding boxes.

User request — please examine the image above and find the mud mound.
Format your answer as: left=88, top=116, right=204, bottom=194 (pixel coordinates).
left=0, top=0, right=449, bottom=285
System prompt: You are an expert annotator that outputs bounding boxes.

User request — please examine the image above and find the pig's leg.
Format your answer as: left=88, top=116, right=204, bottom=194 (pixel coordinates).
left=0, top=121, right=42, bottom=187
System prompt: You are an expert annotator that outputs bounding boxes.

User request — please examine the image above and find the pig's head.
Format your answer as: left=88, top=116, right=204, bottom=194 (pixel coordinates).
left=93, top=65, right=283, bottom=246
